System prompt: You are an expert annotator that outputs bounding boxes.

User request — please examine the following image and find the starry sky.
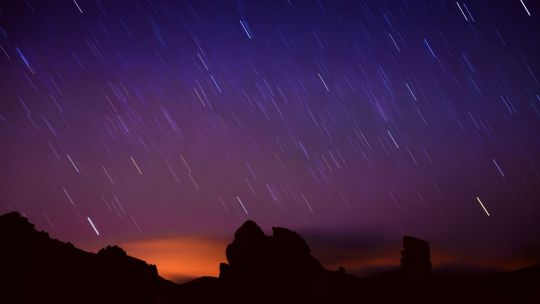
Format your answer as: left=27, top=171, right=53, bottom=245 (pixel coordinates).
left=1, top=0, right=540, bottom=281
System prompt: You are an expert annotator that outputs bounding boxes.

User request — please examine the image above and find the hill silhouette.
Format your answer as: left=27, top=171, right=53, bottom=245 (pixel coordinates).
left=0, top=212, right=539, bottom=303
left=0, top=212, right=178, bottom=303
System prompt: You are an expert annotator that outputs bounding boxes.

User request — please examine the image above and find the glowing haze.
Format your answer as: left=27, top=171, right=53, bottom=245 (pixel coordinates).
left=1, top=0, right=540, bottom=281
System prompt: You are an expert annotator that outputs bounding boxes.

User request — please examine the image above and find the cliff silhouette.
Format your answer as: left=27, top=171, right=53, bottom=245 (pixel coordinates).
left=0, top=211, right=538, bottom=303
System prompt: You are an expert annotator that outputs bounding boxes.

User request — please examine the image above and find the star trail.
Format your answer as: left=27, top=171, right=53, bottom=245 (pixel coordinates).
left=1, top=0, right=540, bottom=278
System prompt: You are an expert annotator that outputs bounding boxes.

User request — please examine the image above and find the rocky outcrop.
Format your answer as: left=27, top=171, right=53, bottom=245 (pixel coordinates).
left=0, top=212, right=174, bottom=304
left=220, top=220, right=325, bottom=282
left=400, top=235, right=432, bottom=278
left=217, top=220, right=357, bottom=302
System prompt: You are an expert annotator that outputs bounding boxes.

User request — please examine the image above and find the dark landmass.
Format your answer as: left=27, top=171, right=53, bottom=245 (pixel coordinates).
left=0, top=211, right=538, bottom=303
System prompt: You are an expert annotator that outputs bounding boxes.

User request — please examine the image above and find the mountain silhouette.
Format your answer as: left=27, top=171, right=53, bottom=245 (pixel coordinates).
left=1, top=211, right=539, bottom=303
left=0, top=212, right=177, bottom=304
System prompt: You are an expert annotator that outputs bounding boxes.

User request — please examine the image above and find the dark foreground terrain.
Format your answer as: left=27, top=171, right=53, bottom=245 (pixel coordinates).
left=0, top=211, right=538, bottom=303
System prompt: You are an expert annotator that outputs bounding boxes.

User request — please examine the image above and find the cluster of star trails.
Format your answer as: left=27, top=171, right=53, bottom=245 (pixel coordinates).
left=0, top=0, right=538, bottom=260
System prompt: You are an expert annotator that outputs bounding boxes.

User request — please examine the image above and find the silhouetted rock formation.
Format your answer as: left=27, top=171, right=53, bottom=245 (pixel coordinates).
left=220, top=220, right=324, bottom=280
left=0, top=212, right=175, bottom=304
left=214, top=220, right=357, bottom=303
left=1, top=212, right=539, bottom=304
left=400, top=235, right=432, bottom=278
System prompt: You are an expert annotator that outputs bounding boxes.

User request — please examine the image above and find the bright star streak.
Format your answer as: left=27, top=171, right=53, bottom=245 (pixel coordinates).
left=87, top=217, right=100, bottom=235
left=456, top=2, right=468, bottom=21
left=239, top=20, right=253, bottom=39
left=317, top=73, right=330, bottom=92
left=492, top=159, right=506, bottom=178
left=131, top=156, right=143, bottom=175
left=476, top=197, right=491, bottom=217
left=73, top=0, right=83, bottom=14
left=236, top=196, right=249, bottom=215
left=66, top=154, right=80, bottom=174
left=387, top=130, right=400, bottom=149
left=520, top=0, right=531, bottom=16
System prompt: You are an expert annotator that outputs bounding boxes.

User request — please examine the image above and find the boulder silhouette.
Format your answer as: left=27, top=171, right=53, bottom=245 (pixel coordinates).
left=400, top=235, right=432, bottom=278
left=216, top=220, right=359, bottom=303
left=221, top=221, right=325, bottom=281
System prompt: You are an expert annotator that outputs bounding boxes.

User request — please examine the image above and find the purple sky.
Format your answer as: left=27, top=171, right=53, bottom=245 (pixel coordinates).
left=1, top=0, right=540, bottom=272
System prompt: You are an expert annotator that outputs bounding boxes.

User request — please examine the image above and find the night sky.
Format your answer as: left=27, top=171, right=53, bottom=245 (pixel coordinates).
left=1, top=0, right=540, bottom=281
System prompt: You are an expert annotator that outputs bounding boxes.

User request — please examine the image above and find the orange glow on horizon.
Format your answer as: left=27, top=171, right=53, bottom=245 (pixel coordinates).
left=115, top=236, right=536, bottom=283
left=120, top=236, right=228, bottom=282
